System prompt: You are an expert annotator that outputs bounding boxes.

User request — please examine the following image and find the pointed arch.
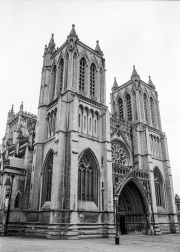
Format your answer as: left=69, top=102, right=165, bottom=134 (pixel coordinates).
left=150, top=96, right=157, bottom=127
left=57, top=58, right=64, bottom=96
left=154, top=167, right=165, bottom=208
left=64, top=52, right=69, bottom=90
left=78, top=148, right=99, bottom=205
left=72, top=52, right=78, bottom=89
left=50, top=65, right=57, bottom=101
left=100, top=67, right=104, bottom=103
left=125, top=93, right=132, bottom=121
left=116, top=173, right=149, bottom=215
left=143, top=93, right=149, bottom=124
left=14, top=191, right=21, bottom=209
left=118, top=97, right=124, bottom=121
left=132, top=90, right=138, bottom=120
left=90, top=63, right=96, bottom=97
left=41, top=149, right=54, bottom=207
left=79, top=57, right=87, bottom=93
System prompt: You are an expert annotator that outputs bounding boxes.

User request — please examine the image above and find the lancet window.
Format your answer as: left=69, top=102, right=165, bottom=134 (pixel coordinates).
left=41, top=150, right=54, bottom=207
left=52, top=65, right=57, bottom=99
left=78, top=149, right=98, bottom=205
left=14, top=192, right=20, bottom=209
left=144, top=94, right=148, bottom=124
left=150, top=97, right=156, bottom=127
left=79, top=57, right=86, bottom=92
left=118, top=98, right=124, bottom=121
left=72, top=52, right=78, bottom=89
left=126, top=94, right=132, bottom=121
left=59, top=58, right=64, bottom=94
left=90, top=63, right=96, bottom=97
left=154, top=167, right=164, bottom=207
left=64, top=53, right=69, bottom=90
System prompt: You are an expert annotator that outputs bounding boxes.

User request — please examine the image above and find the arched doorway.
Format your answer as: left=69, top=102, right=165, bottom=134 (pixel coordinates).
left=117, top=180, right=148, bottom=235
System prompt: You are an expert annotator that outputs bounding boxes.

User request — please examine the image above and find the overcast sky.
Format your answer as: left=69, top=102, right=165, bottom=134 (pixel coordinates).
left=0, top=0, right=180, bottom=195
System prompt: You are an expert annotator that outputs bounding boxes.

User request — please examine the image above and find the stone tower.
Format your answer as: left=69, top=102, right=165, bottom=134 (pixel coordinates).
left=28, top=25, right=114, bottom=238
left=110, top=66, right=179, bottom=234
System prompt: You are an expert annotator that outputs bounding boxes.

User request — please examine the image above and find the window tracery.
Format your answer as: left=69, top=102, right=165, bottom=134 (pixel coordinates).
left=79, top=57, right=86, bottom=92
left=112, top=141, right=127, bottom=165
left=90, top=63, right=96, bottom=97
left=47, top=108, right=57, bottom=138
left=41, top=151, right=54, bottom=207
left=78, top=150, right=98, bottom=204
left=118, top=98, right=124, bottom=121
left=143, top=94, right=148, bottom=124
left=154, top=168, right=164, bottom=207
left=126, top=94, right=132, bottom=121
left=59, top=58, right=64, bottom=94
left=52, top=66, right=57, bottom=99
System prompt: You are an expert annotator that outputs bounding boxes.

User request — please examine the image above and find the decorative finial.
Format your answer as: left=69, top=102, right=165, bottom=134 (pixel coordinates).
left=52, top=33, right=54, bottom=37
left=72, top=24, right=75, bottom=28
left=96, top=40, right=99, bottom=44
left=20, top=102, right=23, bottom=112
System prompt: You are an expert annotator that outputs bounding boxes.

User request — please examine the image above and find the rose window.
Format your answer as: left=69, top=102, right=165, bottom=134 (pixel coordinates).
left=112, top=142, right=127, bottom=165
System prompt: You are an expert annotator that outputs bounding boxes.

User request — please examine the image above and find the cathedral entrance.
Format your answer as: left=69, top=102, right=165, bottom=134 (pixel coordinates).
left=117, top=180, right=148, bottom=235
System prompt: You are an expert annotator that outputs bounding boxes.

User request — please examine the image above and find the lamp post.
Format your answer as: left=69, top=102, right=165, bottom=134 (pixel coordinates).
left=114, top=194, right=120, bottom=245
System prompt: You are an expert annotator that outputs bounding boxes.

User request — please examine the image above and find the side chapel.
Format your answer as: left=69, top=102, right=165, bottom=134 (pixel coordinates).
left=0, top=25, right=179, bottom=238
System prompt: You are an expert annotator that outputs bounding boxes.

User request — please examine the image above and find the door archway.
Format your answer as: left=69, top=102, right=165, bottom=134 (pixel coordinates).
left=117, top=180, right=149, bottom=235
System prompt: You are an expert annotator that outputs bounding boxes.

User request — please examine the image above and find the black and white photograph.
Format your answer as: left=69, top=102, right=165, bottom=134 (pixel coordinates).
left=0, top=0, right=180, bottom=251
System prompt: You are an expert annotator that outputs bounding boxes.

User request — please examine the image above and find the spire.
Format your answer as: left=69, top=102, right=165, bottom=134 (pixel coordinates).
left=20, top=102, right=23, bottom=112
left=131, top=65, right=140, bottom=82
left=148, top=76, right=155, bottom=89
left=48, top=34, right=56, bottom=54
left=95, top=40, right=103, bottom=55
left=69, top=24, right=77, bottom=37
left=112, top=77, right=118, bottom=91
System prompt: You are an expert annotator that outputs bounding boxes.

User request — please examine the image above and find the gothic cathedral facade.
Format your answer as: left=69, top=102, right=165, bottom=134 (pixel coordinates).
left=0, top=25, right=179, bottom=238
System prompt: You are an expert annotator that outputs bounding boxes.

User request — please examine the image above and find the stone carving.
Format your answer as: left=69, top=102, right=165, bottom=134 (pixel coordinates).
left=112, top=142, right=126, bottom=165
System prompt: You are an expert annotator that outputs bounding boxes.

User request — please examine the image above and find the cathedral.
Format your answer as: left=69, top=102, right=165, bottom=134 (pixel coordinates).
left=0, top=25, right=179, bottom=238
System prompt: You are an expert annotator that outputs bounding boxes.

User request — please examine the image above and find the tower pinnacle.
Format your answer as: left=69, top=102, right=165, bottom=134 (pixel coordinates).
left=131, top=65, right=140, bottom=82
left=148, top=76, right=155, bottom=89
left=112, top=77, right=118, bottom=91
left=95, top=40, right=103, bottom=55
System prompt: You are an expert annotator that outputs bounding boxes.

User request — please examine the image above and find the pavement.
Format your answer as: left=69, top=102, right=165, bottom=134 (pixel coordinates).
left=0, top=234, right=180, bottom=252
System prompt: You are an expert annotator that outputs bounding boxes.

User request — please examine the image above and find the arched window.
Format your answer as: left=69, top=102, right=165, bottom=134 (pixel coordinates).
left=144, top=94, right=148, bottom=124
left=14, top=192, right=20, bottom=209
left=84, top=116, right=86, bottom=129
left=78, top=149, right=98, bottom=205
left=52, top=65, right=57, bottom=99
left=150, top=97, right=156, bottom=127
left=64, top=53, right=69, bottom=90
left=79, top=57, right=86, bottom=92
left=132, top=91, right=138, bottom=120
left=72, top=52, right=78, bottom=89
left=126, top=94, right=132, bottom=121
left=100, top=68, right=104, bottom=102
left=89, top=118, right=91, bottom=131
left=154, top=167, right=164, bottom=207
left=118, top=98, right=124, bottom=121
left=59, top=58, right=64, bottom=95
left=41, top=150, right=54, bottom=207
left=90, top=63, right=96, bottom=97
